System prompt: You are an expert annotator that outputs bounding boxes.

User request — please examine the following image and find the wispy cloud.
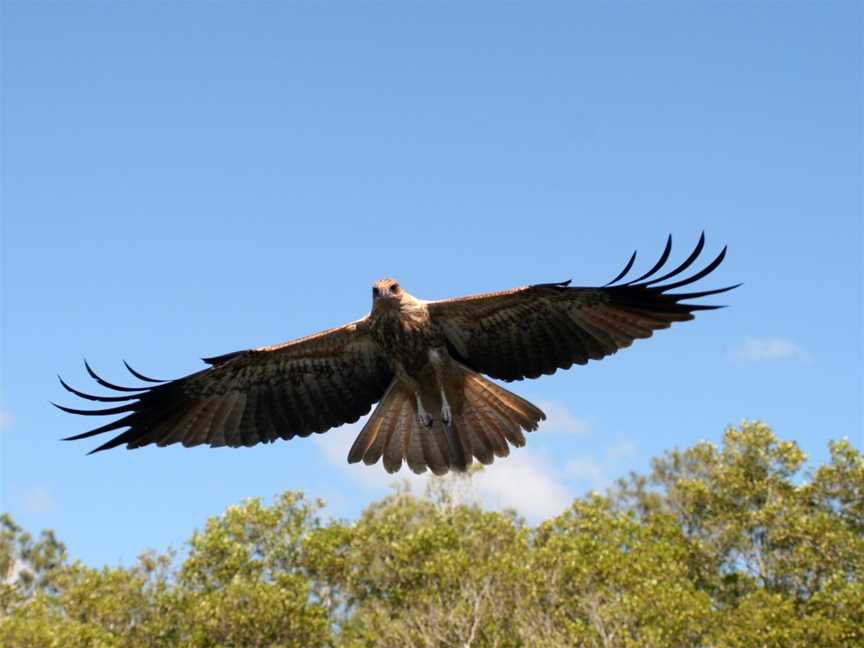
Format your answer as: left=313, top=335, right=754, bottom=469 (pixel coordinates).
left=565, top=456, right=605, bottom=489
left=0, top=407, right=13, bottom=432
left=534, top=400, right=591, bottom=436
left=730, top=337, right=811, bottom=363
left=607, top=439, right=638, bottom=462
left=21, top=487, right=57, bottom=514
left=566, top=440, right=640, bottom=492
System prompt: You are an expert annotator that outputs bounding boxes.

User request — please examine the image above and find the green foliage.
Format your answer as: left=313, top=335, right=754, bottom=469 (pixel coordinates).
left=1, top=422, right=861, bottom=647
left=614, top=422, right=864, bottom=647
left=529, top=497, right=713, bottom=647
left=1, top=513, right=66, bottom=615
left=306, top=483, right=530, bottom=647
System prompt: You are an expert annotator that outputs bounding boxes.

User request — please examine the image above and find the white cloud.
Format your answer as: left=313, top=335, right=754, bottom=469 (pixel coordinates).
left=534, top=400, right=591, bottom=436
left=567, top=440, right=640, bottom=492
left=731, top=338, right=811, bottom=363
left=314, top=419, right=360, bottom=466
left=316, top=408, right=581, bottom=522
left=316, top=400, right=636, bottom=522
left=472, top=450, right=572, bottom=521
left=21, top=487, right=57, bottom=514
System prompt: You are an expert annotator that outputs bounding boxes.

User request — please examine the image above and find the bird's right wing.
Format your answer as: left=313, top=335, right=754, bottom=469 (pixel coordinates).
left=56, top=318, right=393, bottom=453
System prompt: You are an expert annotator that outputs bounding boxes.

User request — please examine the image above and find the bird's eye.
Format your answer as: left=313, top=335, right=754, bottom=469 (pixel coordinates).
left=390, top=284, right=399, bottom=293
left=372, top=287, right=379, bottom=297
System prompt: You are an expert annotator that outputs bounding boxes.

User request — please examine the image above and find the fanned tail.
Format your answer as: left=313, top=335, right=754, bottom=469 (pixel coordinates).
left=455, top=371, right=544, bottom=467
left=347, top=368, right=545, bottom=476
left=347, top=380, right=462, bottom=476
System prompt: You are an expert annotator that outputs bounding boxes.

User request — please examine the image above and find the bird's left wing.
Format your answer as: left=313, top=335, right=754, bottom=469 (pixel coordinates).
left=427, top=234, right=739, bottom=382
left=57, top=318, right=393, bottom=453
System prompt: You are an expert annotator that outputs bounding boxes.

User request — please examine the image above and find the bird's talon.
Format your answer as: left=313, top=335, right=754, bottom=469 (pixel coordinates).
left=415, top=396, right=434, bottom=428
left=441, top=401, right=452, bottom=429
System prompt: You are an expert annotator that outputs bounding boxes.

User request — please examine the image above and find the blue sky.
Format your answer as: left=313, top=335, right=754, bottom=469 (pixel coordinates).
left=2, top=2, right=861, bottom=567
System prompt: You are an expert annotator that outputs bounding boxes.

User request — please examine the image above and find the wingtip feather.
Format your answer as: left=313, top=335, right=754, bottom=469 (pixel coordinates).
left=604, top=249, right=637, bottom=286
left=84, top=359, right=147, bottom=393
left=123, top=360, right=165, bottom=383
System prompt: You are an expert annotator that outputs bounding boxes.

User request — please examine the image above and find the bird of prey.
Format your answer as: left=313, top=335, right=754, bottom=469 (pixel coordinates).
left=57, top=234, right=737, bottom=475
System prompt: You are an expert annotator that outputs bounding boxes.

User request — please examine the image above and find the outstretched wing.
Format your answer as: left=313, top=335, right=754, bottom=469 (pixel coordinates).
left=56, top=319, right=393, bottom=453
left=427, top=233, right=739, bottom=382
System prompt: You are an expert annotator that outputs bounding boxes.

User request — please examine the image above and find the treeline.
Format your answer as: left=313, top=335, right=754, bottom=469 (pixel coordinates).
left=1, top=422, right=862, bottom=647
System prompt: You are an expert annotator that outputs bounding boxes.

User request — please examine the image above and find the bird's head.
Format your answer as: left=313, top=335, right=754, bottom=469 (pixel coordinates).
left=372, top=278, right=403, bottom=307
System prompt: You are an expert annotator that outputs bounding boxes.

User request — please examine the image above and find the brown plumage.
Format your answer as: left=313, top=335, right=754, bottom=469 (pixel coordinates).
left=57, top=233, right=738, bottom=474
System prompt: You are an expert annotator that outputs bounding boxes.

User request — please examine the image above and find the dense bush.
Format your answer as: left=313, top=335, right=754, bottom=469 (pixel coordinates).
left=2, top=422, right=861, bottom=647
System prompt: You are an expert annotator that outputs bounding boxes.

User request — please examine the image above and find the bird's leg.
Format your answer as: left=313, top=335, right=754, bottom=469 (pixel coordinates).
left=415, top=393, right=433, bottom=429
left=395, top=364, right=433, bottom=429
left=440, top=388, right=452, bottom=430
left=428, top=348, right=452, bottom=430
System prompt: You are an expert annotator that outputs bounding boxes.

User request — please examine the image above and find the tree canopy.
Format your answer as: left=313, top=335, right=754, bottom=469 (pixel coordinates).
left=2, top=422, right=861, bottom=647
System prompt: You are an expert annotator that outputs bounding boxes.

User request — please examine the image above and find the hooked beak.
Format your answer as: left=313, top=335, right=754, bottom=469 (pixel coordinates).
left=374, top=290, right=395, bottom=304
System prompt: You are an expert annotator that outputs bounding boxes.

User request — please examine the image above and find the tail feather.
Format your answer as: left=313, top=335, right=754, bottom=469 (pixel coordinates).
left=439, top=418, right=470, bottom=472
left=476, top=392, right=528, bottom=448
left=383, top=397, right=412, bottom=473
left=467, top=374, right=542, bottom=433
left=347, top=382, right=395, bottom=464
left=405, top=412, right=427, bottom=474
left=466, top=431, right=493, bottom=465
left=347, top=369, right=545, bottom=475
left=418, top=421, right=449, bottom=475
left=470, top=404, right=510, bottom=459
left=358, top=415, right=386, bottom=465
left=459, top=407, right=495, bottom=465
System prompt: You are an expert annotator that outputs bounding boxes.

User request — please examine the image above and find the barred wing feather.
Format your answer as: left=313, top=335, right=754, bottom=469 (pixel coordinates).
left=427, top=234, right=739, bottom=382
left=55, top=320, right=393, bottom=453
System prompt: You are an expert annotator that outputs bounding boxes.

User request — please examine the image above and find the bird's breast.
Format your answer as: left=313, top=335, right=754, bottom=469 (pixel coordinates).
left=370, top=306, right=443, bottom=374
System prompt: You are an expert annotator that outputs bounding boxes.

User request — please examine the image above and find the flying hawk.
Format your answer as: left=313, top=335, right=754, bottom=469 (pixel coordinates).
left=57, top=234, right=737, bottom=475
